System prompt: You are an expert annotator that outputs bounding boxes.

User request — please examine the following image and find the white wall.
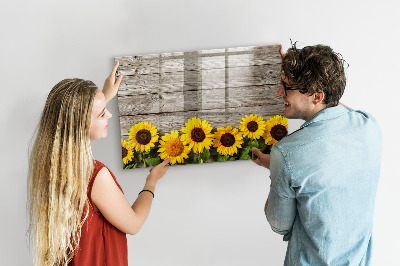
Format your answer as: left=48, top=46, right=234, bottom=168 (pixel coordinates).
left=1, top=0, right=399, bottom=265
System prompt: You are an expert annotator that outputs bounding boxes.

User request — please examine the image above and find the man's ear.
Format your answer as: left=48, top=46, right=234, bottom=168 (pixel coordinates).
left=313, top=92, right=325, bottom=104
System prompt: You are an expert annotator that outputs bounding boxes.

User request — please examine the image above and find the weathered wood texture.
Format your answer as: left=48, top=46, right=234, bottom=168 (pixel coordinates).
left=115, top=44, right=284, bottom=139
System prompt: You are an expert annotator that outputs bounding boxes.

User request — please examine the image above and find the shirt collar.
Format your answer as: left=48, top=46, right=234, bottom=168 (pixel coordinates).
left=300, top=105, right=349, bottom=129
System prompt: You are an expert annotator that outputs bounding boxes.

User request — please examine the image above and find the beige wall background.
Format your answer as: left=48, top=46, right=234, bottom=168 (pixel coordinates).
left=1, top=0, right=398, bottom=265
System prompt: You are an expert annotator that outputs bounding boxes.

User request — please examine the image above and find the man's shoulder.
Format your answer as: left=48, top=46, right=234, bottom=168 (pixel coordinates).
left=273, top=129, right=309, bottom=157
left=273, top=108, right=381, bottom=156
left=348, top=108, right=380, bottom=127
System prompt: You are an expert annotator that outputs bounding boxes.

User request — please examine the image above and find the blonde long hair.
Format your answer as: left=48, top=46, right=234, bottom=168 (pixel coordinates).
left=28, top=79, right=98, bottom=265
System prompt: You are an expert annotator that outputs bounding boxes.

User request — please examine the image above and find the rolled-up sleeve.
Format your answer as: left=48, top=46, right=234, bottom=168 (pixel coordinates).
left=266, top=146, right=297, bottom=241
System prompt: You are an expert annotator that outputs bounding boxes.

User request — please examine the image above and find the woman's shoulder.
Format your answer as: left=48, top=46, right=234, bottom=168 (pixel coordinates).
left=93, top=160, right=115, bottom=176
left=91, top=160, right=123, bottom=193
left=90, top=160, right=107, bottom=187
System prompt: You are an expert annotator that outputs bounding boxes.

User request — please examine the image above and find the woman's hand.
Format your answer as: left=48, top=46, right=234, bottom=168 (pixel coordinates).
left=146, top=158, right=171, bottom=186
left=103, top=61, right=123, bottom=103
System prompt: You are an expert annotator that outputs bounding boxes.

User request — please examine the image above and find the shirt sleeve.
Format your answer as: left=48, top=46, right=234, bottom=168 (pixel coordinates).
left=266, top=146, right=297, bottom=241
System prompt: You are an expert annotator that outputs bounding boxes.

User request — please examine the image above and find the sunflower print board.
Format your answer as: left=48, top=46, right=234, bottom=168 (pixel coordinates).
left=115, top=44, right=287, bottom=169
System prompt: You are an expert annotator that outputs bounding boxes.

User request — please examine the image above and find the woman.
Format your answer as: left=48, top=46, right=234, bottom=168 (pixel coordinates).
left=27, top=62, right=170, bottom=266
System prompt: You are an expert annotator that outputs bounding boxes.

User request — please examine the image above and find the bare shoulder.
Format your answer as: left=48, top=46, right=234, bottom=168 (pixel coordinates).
left=95, top=166, right=113, bottom=182
left=91, top=167, right=120, bottom=203
left=90, top=164, right=136, bottom=234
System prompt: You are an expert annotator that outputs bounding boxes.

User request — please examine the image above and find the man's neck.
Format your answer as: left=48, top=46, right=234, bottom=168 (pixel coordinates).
left=304, top=104, right=327, bottom=121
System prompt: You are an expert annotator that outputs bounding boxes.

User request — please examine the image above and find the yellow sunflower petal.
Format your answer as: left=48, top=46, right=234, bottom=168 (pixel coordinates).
left=181, top=117, right=214, bottom=154
left=263, top=115, right=288, bottom=146
left=239, top=114, right=266, bottom=140
left=213, top=126, right=242, bottom=156
left=157, top=130, right=190, bottom=165
left=121, top=139, right=134, bottom=165
left=128, top=122, right=159, bottom=153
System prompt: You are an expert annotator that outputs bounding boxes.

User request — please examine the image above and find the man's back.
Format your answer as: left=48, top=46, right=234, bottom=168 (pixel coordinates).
left=267, top=105, right=382, bottom=266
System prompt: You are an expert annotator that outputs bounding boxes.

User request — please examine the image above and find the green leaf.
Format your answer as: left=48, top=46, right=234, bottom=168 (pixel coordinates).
left=213, top=154, right=229, bottom=162
left=239, top=146, right=251, bottom=160
left=137, top=152, right=143, bottom=162
left=187, top=157, right=202, bottom=164
left=144, top=157, right=161, bottom=166
left=227, top=156, right=236, bottom=161
left=124, top=162, right=137, bottom=169
left=199, top=149, right=210, bottom=162
left=239, top=154, right=251, bottom=160
left=247, top=140, right=259, bottom=149
left=257, top=138, right=267, bottom=152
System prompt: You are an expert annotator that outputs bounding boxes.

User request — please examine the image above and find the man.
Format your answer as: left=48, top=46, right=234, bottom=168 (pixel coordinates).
left=252, top=44, right=381, bottom=265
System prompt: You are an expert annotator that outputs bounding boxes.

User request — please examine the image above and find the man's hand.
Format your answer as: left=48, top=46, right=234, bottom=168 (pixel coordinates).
left=251, top=147, right=271, bottom=169
left=103, top=61, right=123, bottom=103
left=280, top=46, right=285, bottom=58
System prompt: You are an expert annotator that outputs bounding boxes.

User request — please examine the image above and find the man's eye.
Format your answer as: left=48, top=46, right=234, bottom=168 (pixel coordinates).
left=101, top=112, right=105, bottom=117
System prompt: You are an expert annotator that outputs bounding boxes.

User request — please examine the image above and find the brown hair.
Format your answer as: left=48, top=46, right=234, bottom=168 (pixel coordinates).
left=281, top=42, right=347, bottom=107
left=28, top=79, right=98, bottom=265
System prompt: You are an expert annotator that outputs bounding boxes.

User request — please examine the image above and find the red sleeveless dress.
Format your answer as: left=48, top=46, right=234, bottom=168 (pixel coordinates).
left=69, top=160, right=128, bottom=266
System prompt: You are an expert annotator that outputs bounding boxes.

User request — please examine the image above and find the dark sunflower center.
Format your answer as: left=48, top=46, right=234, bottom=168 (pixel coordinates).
left=270, top=125, right=288, bottom=141
left=220, top=133, right=235, bottom=147
left=122, top=147, right=128, bottom=158
left=247, top=121, right=259, bottom=132
left=136, top=129, right=152, bottom=145
left=191, top=127, right=206, bottom=142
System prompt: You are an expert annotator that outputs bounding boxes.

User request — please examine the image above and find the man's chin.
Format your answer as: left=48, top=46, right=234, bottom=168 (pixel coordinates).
left=283, top=110, right=293, bottom=119
left=284, top=111, right=301, bottom=120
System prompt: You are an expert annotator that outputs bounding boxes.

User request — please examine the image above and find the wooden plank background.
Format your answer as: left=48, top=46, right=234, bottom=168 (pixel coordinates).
left=115, top=44, right=284, bottom=140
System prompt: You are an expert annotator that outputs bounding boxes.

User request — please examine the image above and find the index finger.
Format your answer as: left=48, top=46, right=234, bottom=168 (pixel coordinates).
left=279, top=47, right=285, bottom=58
left=160, top=158, right=171, bottom=166
left=251, top=147, right=263, bottom=158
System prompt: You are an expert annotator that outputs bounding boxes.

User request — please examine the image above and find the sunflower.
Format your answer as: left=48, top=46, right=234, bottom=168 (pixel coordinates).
left=263, top=115, right=288, bottom=146
left=128, top=122, right=159, bottom=152
left=213, top=126, right=244, bottom=156
left=158, top=131, right=191, bottom=165
left=121, top=139, right=134, bottom=165
left=181, top=117, right=214, bottom=153
left=239, top=114, right=267, bottom=140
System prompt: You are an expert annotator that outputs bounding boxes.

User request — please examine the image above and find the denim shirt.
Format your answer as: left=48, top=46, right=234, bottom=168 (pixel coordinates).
left=266, top=105, right=382, bottom=266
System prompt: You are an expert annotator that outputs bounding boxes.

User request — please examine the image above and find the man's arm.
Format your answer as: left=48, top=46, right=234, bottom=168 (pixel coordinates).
left=265, top=147, right=297, bottom=240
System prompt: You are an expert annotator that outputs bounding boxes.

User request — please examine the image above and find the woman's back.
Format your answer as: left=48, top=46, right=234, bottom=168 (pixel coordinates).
left=69, top=160, right=127, bottom=266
